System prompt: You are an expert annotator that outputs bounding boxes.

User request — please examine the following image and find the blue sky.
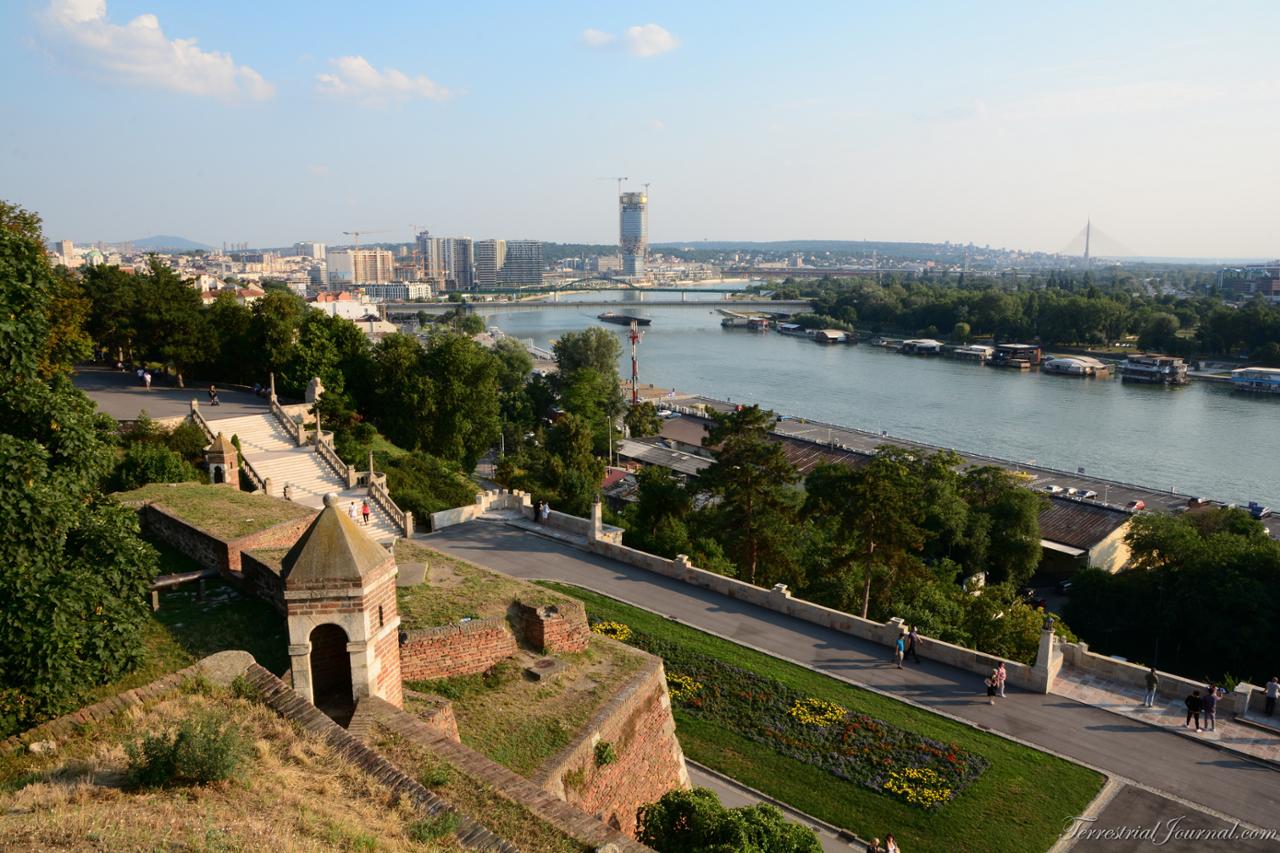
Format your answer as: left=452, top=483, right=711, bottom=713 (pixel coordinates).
left=3, top=0, right=1278, bottom=257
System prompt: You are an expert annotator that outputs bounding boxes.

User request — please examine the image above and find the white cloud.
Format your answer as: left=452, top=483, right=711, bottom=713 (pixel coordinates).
left=306, top=164, right=331, bottom=177
left=649, top=119, right=665, bottom=131
left=581, top=28, right=615, bottom=48
left=43, top=0, right=274, bottom=101
left=582, top=23, right=679, bottom=58
left=315, top=55, right=450, bottom=104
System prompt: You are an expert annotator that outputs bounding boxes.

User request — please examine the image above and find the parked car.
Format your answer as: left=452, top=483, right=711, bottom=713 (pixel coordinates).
left=1057, top=579, right=1073, bottom=594
left=1044, top=484, right=1064, bottom=495
left=1126, top=499, right=1146, bottom=511
left=1080, top=489, right=1098, bottom=500
left=1248, top=502, right=1273, bottom=519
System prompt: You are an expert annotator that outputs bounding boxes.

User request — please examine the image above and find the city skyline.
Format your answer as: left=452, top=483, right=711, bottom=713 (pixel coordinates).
left=3, top=1, right=1279, bottom=258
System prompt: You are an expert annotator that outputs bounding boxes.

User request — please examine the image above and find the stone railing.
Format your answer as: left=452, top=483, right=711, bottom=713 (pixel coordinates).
left=314, top=432, right=357, bottom=488
left=189, top=401, right=268, bottom=493
left=368, top=477, right=413, bottom=538
left=269, top=394, right=306, bottom=446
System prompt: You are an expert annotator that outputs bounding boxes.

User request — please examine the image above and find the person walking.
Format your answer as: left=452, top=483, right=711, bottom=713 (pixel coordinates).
left=282, top=483, right=292, bottom=501
left=1185, top=689, right=1203, bottom=731
left=996, top=662, right=1008, bottom=698
left=533, top=499, right=543, bottom=523
left=866, top=839, right=883, bottom=853
left=1202, top=684, right=1219, bottom=732
left=885, top=832, right=901, bottom=853
left=985, top=669, right=999, bottom=705
left=540, top=501, right=550, bottom=523
left=142, top=370, right=151, bottom=390
left=893, top=634, right=905, bottom=669
left=906, top=625, right=922, bottom=664
left=1266, top=677, right=1279, bottom=717
left=361, top=499, right=371, bottom=526
left=1143, top=666, right=1159, bottom=707
left=348, top=501, right=358, bottom=522
left=208, top=385, right=220, bottom=406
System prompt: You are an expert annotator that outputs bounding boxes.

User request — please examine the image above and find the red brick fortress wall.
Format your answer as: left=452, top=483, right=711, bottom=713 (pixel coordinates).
left=399, top=618, right=518, bottom=681
left=535, top=654, right=689, bottom=837
left=511, top=599, right=591, bottom=654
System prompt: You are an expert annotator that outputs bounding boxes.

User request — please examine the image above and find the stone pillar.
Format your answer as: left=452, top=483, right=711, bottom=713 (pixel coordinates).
left=590, top=498, right=603, bottom=542
left=1031, top=621, right=1062, bottom=694
left=288, top=642, right=313, bottom=703
left=269, top=371, right=277, bottom=402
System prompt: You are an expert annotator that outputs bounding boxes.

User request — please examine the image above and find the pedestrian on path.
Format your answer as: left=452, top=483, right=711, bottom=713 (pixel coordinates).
left=208, top=385, right=220, bottom=406
left=1185, top=690, right=1204, bottom=731
left=866, top=839, right=883, bottom=853
left=985, top=669, right=999, bottom=705
left=1144, top=666, right=1159, bottom=707
left=906, top=625, right=921, bottom=664
left=894, top=633, right=905, bottom=669
left=996, top=662, right=1008, bottom=697
left=142, top=370, right=151, bottom=390
left=1266, top=677, right=1279, bottom=716
left=348, top=501, right=358, bottom=521
left=1203, top=684, right=1219, bottom=732
left=540, top=501, right=550, bottom=523
left=283, top=483, right=292, bottom=501
left=885, top=832, right=901, bottom=852
left=361, top=499, right=370, bottom=526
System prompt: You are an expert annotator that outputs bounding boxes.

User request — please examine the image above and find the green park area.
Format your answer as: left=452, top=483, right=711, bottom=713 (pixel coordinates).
left=542, top=583, right=1103, bottom=853
left=113, top=482, right=315, bottom=539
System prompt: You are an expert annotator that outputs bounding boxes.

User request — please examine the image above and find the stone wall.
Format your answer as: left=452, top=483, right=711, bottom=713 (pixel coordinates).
left=399, top=618, right=518, bottom=682
left=535, top=654, right=690, bottom=837
left=1057, top=641, right=1248, bottom=713
left=430, top=489, right=534, bottom=531
left=511, top=599, right=591, bottom=654
left=137, top=502, right=315, bottom=575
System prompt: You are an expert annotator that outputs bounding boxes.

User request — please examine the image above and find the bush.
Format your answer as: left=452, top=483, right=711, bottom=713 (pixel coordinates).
left=126, top=710, right=249, bottom=787
left=594, top=740, right=616, bottom=767
left=418, top=765, right=451, bottom=788
left=111, top=443, right=200, bottom=491
left=407, top=810, right=460, bottom=842
left=166, top=419, right=209, bottom=465
left=382, top=450, right=477, bottom=519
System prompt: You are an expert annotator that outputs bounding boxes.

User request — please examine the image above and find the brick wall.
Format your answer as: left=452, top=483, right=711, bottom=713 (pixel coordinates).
left=240, top=551, right=285, bottom=612
left=511, top=599, right=590, bottom=654
left=232, top=514, right=316, bottom=562
left=536, top=652, right=689, bottom=837
left=137, top=502, right=315, bottom=576
left=399, top=618, right=517, bottom=682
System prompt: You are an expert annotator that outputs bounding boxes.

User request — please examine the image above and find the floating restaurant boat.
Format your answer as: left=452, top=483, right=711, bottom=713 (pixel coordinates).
left=1043, top=355, right=1110, bottom=377
left=1230, top=366, right=1280, bottom=394
left=900, top=338, right=945, bottom=356
left=989, top=343, right=1042, bottom=369
left=1120, top=353, right=1188, bottom=385
left=813, top=329, right=851, bottom=344
left=597, top=312, right=651, bottom=327
left=950, top=344, right=994, bottom=363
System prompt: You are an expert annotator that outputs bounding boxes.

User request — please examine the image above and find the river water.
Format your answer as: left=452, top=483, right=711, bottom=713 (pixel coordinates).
left=484, top=287, right=1280, bottom=507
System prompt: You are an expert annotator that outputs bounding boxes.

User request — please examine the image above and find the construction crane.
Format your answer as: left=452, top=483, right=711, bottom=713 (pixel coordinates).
left=628, top=320, right=644, bottom=406
left=342, top=229, right=390, bottom=248
left=642, top=181, right=650, bottom=199
left=597, top=176, right=629, bottom=196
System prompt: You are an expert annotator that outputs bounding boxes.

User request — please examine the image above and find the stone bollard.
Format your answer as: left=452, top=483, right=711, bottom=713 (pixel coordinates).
left=150, top=589, right=160, bottom=612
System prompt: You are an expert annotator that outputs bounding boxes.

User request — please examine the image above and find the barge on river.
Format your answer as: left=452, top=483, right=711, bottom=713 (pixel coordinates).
left=1230, top=366, right=1280, bottom=394
left=1043, top=355, right=1111, bottom=377
left=1120, top=354, right=1188, bottom=385
left=597, top=312, right=651, bottom=327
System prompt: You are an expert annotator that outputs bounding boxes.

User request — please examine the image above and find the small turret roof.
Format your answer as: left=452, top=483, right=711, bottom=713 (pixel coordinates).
left=281, top=494, right=391, bottom=584
left=207, top=431, right=236, bottom=455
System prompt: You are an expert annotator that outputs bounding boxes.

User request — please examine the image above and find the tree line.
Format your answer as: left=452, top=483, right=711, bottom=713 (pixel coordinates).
left=763, top=272, right=1280, bottom=362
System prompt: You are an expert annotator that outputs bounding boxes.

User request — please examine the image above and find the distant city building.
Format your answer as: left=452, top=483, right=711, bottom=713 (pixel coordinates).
left=501, top=240, right=544, bottom=287
left=587, top=254, right=622, bottom=273
left=1221, top=262, right=1280, bottom=302
left=474, top=239, right=507, bottom=289
left=415, top=231, right=444, bottom=280
left=293, top=241, right=326, bottom=260
left=311, top=291, right=373, bottom=320
left=620, top=191, right=648, bottom=276
left=58, top=239, right=74, bottom=259
left=441, top=237, right=474, bottom=290
left=328, top=248, right=394, bottom=285
left=361, top=282, right=432, bottom=301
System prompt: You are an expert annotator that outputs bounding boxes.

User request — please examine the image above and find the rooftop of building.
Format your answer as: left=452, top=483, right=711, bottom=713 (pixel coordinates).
left=1038, top=496, right=1132, bottom=551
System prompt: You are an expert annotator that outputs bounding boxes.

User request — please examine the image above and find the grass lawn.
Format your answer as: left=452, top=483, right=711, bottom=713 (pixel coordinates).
left=395, top=542, right=574, bottom=629
left=406, top=640, right=647, bottom=777
left=540, top=582, right=1103, bottom=853
left=112, top=482, right=314, bottom=539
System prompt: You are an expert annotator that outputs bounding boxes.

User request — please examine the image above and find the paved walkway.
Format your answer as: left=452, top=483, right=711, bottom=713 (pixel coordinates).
left=1054, top=670, right=1280, bottom=767
left=420, top=521, right=1280, bottom=840
left=73, top=365, right=270, bottom=422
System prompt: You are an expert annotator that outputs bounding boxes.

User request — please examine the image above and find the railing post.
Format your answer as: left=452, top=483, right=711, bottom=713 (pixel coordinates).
left=269, top=371, right=276, bottom=402
left=403, top=511, right=414, bottom=538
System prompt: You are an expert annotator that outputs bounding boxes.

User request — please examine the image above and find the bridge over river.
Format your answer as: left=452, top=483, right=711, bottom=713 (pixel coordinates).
left=383, top=298, right=813, bottom=317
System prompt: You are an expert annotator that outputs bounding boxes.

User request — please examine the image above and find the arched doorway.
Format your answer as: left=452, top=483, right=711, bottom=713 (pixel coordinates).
left=309, top=623, right=353, bottom=723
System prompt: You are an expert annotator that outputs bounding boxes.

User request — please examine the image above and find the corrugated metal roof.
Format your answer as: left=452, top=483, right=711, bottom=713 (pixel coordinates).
left=1037, top=497, right=1131, bottom=550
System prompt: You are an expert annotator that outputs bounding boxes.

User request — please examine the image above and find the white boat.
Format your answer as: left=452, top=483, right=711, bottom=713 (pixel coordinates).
left=1043, top=356, right=1110, bottom=377
left=1231, top=366, right=1280, bottom=394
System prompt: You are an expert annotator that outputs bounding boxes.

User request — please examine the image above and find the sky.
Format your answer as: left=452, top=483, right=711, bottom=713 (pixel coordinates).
left=2, top=0, right=1278, bottom=258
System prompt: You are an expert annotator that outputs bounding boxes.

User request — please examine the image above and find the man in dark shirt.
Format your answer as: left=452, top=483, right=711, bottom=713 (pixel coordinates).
left=1185, top=690, right=1203, bottom=732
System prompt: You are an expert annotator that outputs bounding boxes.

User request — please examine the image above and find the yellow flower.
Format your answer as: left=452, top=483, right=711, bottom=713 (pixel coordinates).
left=788, top=697, right=846, bottom=727
left=591, top=621, right=632, bottom=642
left=667, top=672, right=703, bottom=702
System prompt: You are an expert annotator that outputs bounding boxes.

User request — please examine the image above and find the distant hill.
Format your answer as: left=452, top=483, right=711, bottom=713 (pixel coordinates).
left=127, top=235, right=215, bottom=252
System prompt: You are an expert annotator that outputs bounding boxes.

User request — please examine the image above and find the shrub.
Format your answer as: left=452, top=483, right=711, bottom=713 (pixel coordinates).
left=126, top=710, right=248, bottom=787
left=110, top=443, right=200, bottom=491
left=418, top=765, right=451, bottom=788
left=229, top=675, right=260, bottom=702
left=407, top=811, right=460, bottom=842
left=166, top=419, right=209, bottom=465
left=594, top=740, right=616, bottom=767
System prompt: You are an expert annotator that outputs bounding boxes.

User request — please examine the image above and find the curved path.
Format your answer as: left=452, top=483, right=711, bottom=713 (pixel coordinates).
left=421, top=522, right=1280, bottom=844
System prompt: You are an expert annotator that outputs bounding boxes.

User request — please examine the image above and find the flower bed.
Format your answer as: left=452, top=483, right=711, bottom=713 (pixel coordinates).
left=594, top=619, right=988, bottom=809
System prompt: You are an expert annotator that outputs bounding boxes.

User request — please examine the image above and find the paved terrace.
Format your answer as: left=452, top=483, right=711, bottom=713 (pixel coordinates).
left=74, top=365, right=271, bottom=422
left=421, top=522, right=1280, bottom=846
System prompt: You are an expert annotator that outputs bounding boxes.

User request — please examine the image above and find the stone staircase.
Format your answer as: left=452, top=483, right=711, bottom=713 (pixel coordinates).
left=206, top=411, right=401, bottom=545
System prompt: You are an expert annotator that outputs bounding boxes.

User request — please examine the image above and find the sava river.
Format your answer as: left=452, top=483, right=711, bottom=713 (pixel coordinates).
left=483, top=285, right=1280, bottom=508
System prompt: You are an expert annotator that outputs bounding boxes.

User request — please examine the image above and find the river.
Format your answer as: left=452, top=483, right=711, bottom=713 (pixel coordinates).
left=483, top=286, right=1280, bottom=507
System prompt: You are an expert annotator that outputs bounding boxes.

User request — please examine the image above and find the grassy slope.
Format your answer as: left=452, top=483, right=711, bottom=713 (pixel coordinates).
left=540, top=582, right=1102, bottom=853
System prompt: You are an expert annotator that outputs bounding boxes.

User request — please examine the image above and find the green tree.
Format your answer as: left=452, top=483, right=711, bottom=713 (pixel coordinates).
left=543, top=413, right=605, bottom=516
left=199, top=292, right=253, bottom=384
left=553, top=327, right=621, bottom=385
left=367, top=333, right=433, bottom=451
left=83, top=264, right=140, bottom=364
left=419, top=331, right=501, bottom=470
left=698, top=405, right=799, bottom=586
left=637, top=787, right=821, bottom=853
left=40, top=267, right=93, bottom=377
left=0, top=201, right=159, bottom=735
left=110, top=443, right=201, bottom=491
left=247, top=290, right=307, bottom=383
left=951, top=321, right=971, bottom=343
left=624, top=401, right=663, bottom=438
left=134, top=257, right=208, bottom=386
left=960, top=466, right=1045, bottom=587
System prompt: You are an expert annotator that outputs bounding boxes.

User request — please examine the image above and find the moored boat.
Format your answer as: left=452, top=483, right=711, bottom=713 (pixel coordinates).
left=598, top=312, right=651, bottom=327
left=1230, top=366, right=1280, bottom=394
left=1043, top=355, right=1110, bottom=377
left=1120, top=353, right=1188, bottom=385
